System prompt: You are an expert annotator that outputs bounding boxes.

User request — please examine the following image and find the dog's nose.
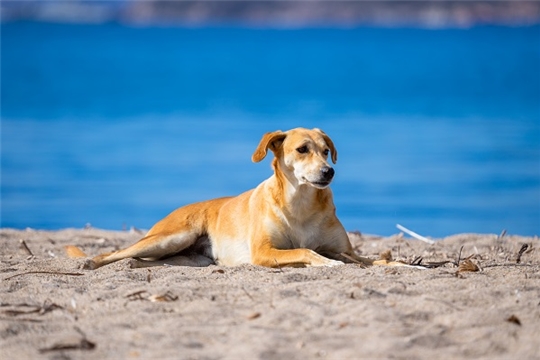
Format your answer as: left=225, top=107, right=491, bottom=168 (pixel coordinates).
left=321, top=166, right=335, bottom=181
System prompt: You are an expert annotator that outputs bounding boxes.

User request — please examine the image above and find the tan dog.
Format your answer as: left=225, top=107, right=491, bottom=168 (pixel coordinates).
left=77, top=128, right=394, bottom=270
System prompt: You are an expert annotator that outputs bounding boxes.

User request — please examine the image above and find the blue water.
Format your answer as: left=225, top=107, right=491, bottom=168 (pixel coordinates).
left=1, top=22, right=539, bottom=237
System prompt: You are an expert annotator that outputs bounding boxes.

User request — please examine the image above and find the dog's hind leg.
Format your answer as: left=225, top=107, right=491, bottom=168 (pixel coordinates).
left=84, top=231, right=200, bottom=270
left=83, top=198, right=224, bottom=270
left=129, top=254, right=215, bottom=268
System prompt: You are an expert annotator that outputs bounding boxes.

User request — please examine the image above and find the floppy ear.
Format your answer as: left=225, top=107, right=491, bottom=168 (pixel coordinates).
left=314, top=128, right=338, bottom=164
left=252, top=130, right=287, bottom=163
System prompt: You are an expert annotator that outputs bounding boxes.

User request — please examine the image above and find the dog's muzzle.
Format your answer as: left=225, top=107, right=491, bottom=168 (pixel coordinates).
left=307, top=166, right=335, bottom=188
left=321, top=166, right=335, bottom=181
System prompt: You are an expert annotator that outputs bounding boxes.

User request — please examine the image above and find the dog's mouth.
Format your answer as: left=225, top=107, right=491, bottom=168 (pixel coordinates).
left=303, top=178, right=331, bottom=189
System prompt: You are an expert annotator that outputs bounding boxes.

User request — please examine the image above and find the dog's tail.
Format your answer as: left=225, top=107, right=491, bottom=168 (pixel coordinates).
left=64, top=245, right=88, bottom=258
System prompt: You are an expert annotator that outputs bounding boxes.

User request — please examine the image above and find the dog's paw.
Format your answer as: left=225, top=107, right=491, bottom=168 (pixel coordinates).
left=306, top=250, right=345, bottom=267
left=325, top=259, right=345, bottom=267
left=310, top=258, right=344, bottom=267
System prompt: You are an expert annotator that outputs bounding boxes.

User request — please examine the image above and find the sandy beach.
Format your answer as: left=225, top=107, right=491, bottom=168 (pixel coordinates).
left=1, top=228, right=538, bottom=359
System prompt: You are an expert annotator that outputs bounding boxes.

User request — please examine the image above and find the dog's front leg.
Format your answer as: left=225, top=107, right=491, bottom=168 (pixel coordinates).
left=329, top=250, right=409, bottom=267
left=322, top=251, right=377, bottom=267
left=251, top=241, right=343, bottom=268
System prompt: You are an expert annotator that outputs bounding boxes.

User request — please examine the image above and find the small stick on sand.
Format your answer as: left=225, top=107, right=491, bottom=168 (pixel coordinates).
left=482, top=263, right=533, bottom=268
left=125, top=290, right=148, bottom=301
left=410, top=256, right=423, bottom=266
left=396, top=224, right=435, bottom=245
left=4, top=271, right=84, bottom=281
left=39, top=327, right=96, bottom=353
left=273, top=258, right=284, bottom=273
left=19, top=239, right=34, bottom=256
left=455, top=245, right=464, bottom=267
left=516, top=244, right=528, bottom=264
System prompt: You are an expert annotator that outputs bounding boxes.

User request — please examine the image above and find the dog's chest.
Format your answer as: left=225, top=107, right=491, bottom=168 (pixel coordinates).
left=278, top=218, right=326, bottom=250
left=266, top=203, right=329, bottom=250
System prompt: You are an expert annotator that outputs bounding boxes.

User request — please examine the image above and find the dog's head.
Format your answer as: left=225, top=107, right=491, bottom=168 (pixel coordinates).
left=252, top=128, right=338, bottom=189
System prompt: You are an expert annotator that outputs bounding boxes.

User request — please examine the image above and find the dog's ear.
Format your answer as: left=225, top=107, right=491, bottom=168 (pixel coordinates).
left=314, top=128, right=338, bottom=164
left=252, top=130, right=287, bottom=163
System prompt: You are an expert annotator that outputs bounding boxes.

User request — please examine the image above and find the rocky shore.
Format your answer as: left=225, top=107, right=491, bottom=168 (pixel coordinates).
left=2, top=1, right=540, bottom=28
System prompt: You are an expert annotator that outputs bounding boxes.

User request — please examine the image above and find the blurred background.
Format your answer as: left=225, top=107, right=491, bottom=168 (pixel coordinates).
left=1, top=0, right=539, bottom=237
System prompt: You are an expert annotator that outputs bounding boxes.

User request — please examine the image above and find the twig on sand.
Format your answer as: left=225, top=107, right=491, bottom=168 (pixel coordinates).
left=0, top=316, right=44, bottom=322
left=482, top=263, right=534, bottom=269
left=424, top=260, right=452, bottom=268
left=1, top=300, right=63, bottom=316
left=410, top=256, right=423, bottom=266
left=125, top=290, right=149, bottom=301
left=408, top=256, right=451, bottom=269
left=516, top=244, right=529, bottom=264
left=4, top=271, right=84, bottom=281
left=19, top=239, right=34, bottom=256
left=396, top=224, right=435, bottom=244
left=454, top=245, right=464, bottom=267
left=39, top=327, right=96, bottom=353
left=273, top=258, right=284, bottom=273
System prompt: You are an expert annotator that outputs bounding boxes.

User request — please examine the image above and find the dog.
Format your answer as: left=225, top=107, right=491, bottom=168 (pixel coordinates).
left=71, top=127, right=397, bottom=269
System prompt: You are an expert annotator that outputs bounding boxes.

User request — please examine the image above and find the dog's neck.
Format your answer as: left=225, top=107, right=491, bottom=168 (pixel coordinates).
left=269, top=158, right=331, bottom=217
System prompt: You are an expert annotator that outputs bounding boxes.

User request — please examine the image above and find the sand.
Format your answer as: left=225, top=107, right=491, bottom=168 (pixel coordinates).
left=1, top=227, right=539, bottom=359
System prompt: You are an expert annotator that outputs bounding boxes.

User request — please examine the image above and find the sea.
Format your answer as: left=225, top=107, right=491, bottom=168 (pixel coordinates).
left=1, top=21, right=539, bottom=237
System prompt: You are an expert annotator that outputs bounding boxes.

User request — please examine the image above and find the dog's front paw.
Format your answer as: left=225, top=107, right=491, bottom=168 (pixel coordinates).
left=306, top=250, right=345, bottom=267
left=325, top=259, right=345, bottom=267
left=310, top=258, right=344, bottom=267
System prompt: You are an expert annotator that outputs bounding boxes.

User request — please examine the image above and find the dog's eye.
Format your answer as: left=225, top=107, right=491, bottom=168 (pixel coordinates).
left=323, top=149, right=329, bottom=157
left=296, top=146, right=308, bottom=154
